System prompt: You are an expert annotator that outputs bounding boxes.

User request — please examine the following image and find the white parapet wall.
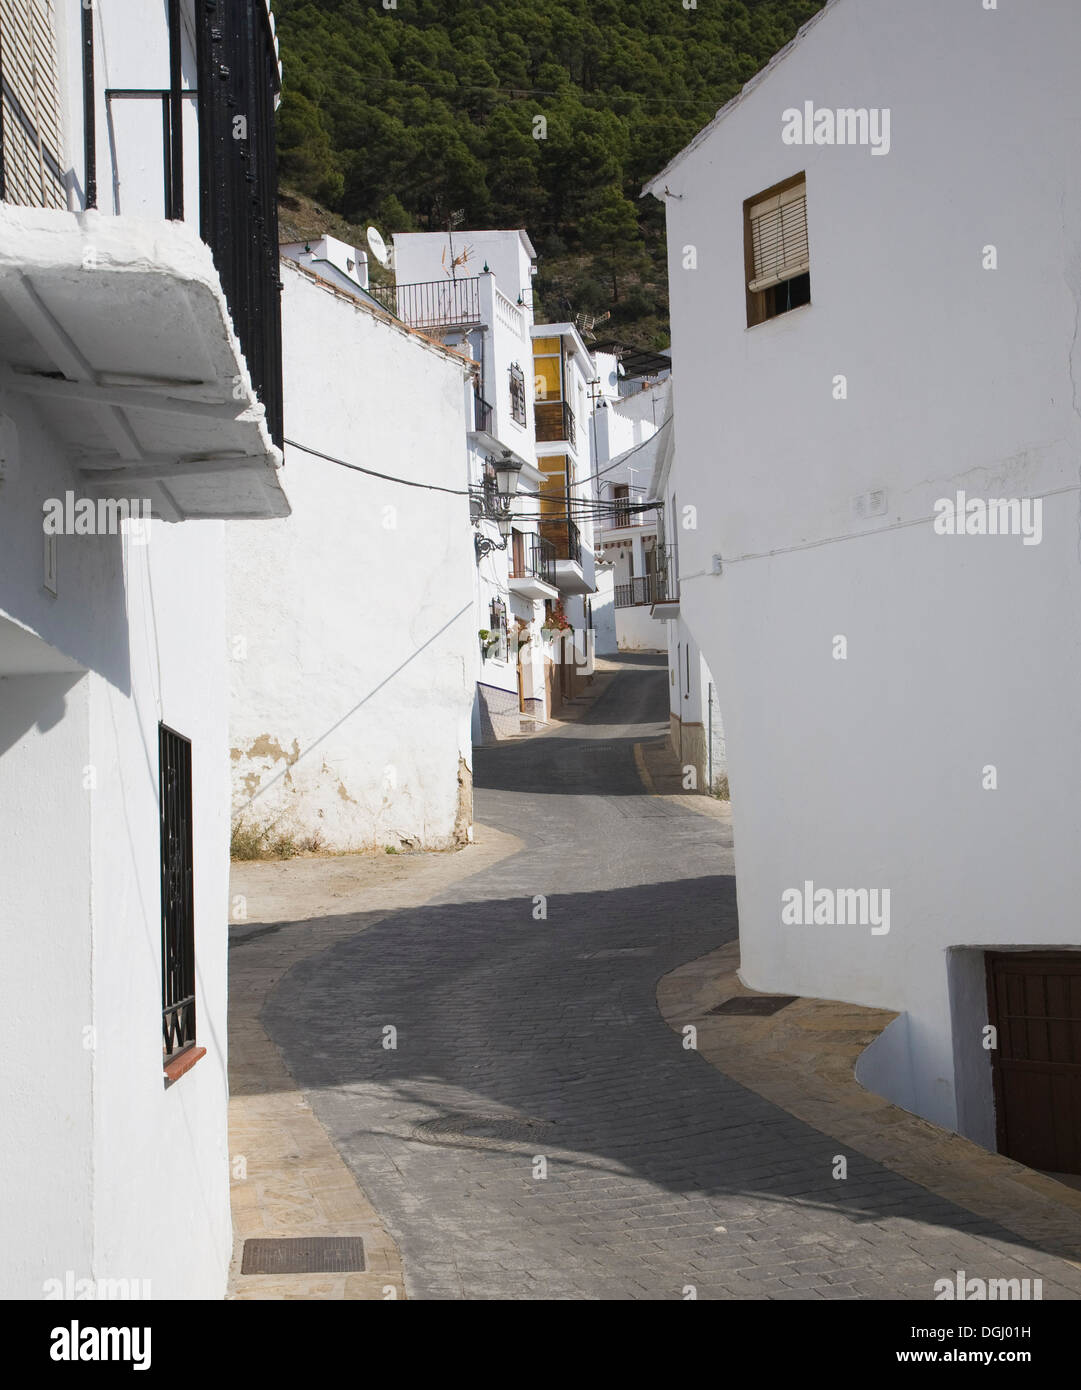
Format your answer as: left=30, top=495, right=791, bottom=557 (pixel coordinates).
left=228, top=262, right=478, bottom=852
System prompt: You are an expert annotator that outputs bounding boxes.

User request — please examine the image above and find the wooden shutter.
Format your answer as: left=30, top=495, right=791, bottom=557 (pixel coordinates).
left=0, top=0, right=65, bottom=208
left=748, top=181, right=808, bottom=293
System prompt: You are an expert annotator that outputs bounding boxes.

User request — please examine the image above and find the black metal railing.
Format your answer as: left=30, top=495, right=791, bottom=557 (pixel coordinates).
left=535, top=399, right=576, bottom=447
left=104, top=88, right=198, bottom=220
left=541, top=517, right=582, bottom=566
left=512, top=536, right=556, bottom=585
left=196, top=1, right=284, bottom=448
left=369, top=276, right=483, bottom=330
left=615, top=571, right=669, bottom=608
left=473, top=393, right=493, bottom=433
left=160, top=724, right=196, bottom=1059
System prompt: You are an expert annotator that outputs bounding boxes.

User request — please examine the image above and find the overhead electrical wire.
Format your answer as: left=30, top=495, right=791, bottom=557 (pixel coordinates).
left=285, top=437, right=664, bottom=516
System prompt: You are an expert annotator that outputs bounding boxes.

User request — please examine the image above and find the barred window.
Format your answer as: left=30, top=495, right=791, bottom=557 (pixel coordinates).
left=489, top=597, right=508, bottom=662
left=509, top=363, right=527, bottom=426
left=160, top=724, right=196, bottom=1063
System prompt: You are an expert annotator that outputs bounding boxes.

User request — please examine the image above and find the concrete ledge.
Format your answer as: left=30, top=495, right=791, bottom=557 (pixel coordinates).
left=658, top=940, right=1081, bottom=1267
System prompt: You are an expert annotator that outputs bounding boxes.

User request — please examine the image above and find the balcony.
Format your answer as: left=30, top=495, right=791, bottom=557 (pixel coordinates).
left=509, top=537, right=558, bottom=600
left=535, top=399, right=576, bottom=449
left=0, top=206, right=288, bottom=519
left=616, top=570, right=671, bottom=609
left=540, top=518, right=592, bottom=595
left=368, top=276, right=482, bottom=331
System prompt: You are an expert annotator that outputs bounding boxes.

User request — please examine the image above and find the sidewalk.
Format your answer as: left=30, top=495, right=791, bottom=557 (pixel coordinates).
left=657, top=939, right=1081, bottom=1268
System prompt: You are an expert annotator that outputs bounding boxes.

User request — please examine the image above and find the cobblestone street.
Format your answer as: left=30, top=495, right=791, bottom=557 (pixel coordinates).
left=253, top=657, right=1081, bottom=1300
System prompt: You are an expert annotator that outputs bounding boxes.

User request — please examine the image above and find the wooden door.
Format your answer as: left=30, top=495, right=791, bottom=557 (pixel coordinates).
left=986, top=951, right=1081, bottom=1174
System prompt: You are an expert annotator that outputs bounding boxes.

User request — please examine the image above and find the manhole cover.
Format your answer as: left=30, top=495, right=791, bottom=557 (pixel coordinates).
left=241, top=1237, right=366, bottom=1275
left=410, top=1111, right=553, bottom=1151
left=707, top=995, right=798, bottom=1017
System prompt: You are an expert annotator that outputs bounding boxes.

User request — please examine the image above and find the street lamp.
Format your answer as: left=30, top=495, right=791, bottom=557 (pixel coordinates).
left=474, top=452, right=523, bottom=558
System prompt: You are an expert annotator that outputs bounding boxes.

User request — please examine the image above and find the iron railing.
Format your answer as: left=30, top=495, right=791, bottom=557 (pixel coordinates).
left=195, top=0, right=284, bottom=448
left=535, top=399, right=576, bottom=448
left=369, top=276, right=483, bottom=330
left=512, top=536, right=556, bottom=586
left=541, top=517, right=582, bottom=566
left=160, top=724, right=196, bottom=1059
left=473, top=393, right=493, bottom=433
left=615, top=571, right=670, bottom=608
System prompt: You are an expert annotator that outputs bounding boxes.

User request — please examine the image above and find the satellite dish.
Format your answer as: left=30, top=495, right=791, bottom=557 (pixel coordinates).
left=366, top=226, right=390, bottom=268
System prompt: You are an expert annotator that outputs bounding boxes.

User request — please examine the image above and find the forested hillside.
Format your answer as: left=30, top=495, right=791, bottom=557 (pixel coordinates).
left=273, top=0, right=825, bottom=346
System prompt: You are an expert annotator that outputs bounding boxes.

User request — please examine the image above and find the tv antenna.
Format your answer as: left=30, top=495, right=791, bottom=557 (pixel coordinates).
left=575, top=309, right=611, bottom=340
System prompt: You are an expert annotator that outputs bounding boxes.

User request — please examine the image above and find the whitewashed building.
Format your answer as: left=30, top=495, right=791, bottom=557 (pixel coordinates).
left=592, top=360, right=670, bottom=654
left=530, top=319, right=599, bottom=704
left=0, top=1, right=287, bottom=1297
left=647, top=0, right=1081, bottom=1173
left=387, top=229, right=564, bottom=738
left=228, top=253, right=479, bottom=850
left=646, top=412, right=727, bottom=794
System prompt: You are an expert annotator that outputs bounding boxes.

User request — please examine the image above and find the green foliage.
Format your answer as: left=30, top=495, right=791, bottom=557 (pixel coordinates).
left=273, top=0, right=825, bottom=342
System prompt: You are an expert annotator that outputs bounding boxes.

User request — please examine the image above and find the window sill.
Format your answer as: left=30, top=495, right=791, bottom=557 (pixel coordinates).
left=163, top=1045, right=206, bottom=1088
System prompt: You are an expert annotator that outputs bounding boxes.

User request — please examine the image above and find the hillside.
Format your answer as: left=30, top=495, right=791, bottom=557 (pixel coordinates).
left=272, top=0, right=826, bottom=347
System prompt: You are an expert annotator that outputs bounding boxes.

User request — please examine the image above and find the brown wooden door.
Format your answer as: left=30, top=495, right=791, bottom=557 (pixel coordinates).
left=986, top=951, right=1081, bottom=1174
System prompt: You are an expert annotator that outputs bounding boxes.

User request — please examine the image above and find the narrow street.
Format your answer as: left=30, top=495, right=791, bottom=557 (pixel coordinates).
left=257, top=657, right=1081, bottom=1300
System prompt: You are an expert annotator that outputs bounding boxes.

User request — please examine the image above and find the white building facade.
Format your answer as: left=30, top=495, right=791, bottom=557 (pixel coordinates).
left=648, top=415, right=727, bottom=795
left=228, top=256, right=479, bottom=851
left=592, top=362, right=670, bottom=654
left=388, top=229, right=567, bottom=739
left=0, top=0, right=287, bottom=1297
left=648, top=0, right=1081, bottom=1172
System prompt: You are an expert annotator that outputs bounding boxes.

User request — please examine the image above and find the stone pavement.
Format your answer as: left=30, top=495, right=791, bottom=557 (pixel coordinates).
left=244, top=654, right=1081, bottom=1300
left=226, top=824, right=522, bottom=1299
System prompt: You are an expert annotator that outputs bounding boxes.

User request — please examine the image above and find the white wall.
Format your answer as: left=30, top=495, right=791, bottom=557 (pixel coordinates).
left=0, top=385, right=233, bottom=1297
left=229, top=263, right=478, bottom=850
left=56, top=0, right=201, bottom=224
left=658, top=0, right=1081, bottom=1137
left=0, top=666, right=92, bottom=1296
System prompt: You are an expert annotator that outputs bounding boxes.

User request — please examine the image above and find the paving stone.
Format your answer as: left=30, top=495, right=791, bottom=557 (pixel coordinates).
left=252, top=657, right=1081, bottom=1301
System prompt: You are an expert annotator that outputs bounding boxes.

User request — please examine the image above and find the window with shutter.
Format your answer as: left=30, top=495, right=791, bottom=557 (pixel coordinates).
left=748, top=183, right=809, bottom=292
left=743, top=174, right=811, bottom=326
left=0, top=0, right=66, bottom=209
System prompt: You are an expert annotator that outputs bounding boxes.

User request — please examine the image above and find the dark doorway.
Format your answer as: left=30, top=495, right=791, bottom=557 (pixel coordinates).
left=986, top=951, right=1081, bottom=1174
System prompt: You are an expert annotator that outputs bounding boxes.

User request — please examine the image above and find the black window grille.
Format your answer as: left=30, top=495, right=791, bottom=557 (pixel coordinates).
left=509, top=363, right=527, bottom=426
left=489, top=597, right=508, bottom=662
left=160, top=724, right=196, bottom=1060
left=195, top=1, right=284, bottom=448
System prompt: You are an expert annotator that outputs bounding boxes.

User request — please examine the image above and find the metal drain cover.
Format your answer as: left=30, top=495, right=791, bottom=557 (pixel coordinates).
left=241, top=1237, right=366, bottom=1275
left=410, top=1111, right=553, bottom=1151
left=707, top=995, right=798, bottom=1017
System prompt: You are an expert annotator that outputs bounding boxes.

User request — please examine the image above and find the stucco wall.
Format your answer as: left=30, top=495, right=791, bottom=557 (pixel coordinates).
left=0, top=388, right=232, bottom=1297
left=658, top=0, right=1081, bottom=1137
left=229, top=264, right=478, bottom=851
